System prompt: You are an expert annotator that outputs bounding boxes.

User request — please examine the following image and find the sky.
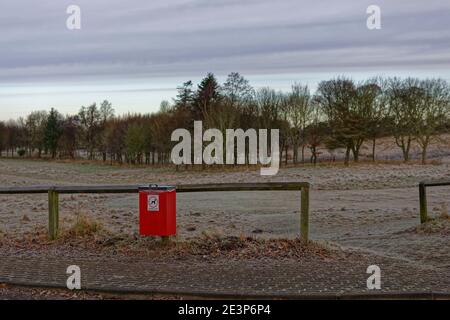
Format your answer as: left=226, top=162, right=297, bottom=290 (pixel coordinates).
left=1, top=0, right=450, bottom=120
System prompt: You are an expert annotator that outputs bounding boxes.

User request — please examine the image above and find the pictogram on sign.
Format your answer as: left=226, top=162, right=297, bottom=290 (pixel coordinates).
left=148, top=194, right=159, bottom=211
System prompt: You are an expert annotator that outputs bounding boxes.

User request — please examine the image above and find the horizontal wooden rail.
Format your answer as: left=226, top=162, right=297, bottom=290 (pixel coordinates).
left=0, top=182, right=309, bottom=194
left=0, top=182, right=310, bottom=241
left=419, top=180, right=450, bottom=224
left=420, top=180, right=450, bottom=188
left=0, top=185, right=51, bottom=194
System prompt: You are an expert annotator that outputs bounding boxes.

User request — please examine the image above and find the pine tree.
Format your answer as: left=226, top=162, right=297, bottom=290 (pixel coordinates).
left=174, top=81, right=194, bottom=110
left=44, top=108, right=62, bottom=159
left=193, top=73, right=221, bottom=120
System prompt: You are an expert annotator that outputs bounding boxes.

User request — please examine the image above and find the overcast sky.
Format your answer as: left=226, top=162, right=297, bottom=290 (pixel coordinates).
left=1, top=0, right=450, bottom=120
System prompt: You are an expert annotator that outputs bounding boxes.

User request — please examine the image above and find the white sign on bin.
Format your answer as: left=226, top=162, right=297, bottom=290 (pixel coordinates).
left=148, top=194, right=159, bottom=212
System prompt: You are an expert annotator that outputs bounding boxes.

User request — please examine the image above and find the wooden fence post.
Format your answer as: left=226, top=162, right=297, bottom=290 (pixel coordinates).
left=48, top=189, right=59, bottom=240
left=300, top=185, right=310, bottom=242
left=419, top=183, right=428, bottom=224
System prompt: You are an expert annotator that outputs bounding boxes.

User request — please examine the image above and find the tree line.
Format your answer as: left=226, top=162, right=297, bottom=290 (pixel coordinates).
left=0, top=73, right=449, bottom=166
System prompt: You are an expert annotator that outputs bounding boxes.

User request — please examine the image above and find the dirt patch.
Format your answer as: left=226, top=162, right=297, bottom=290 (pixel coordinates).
left=179, top=235, right=334, bottom=260
left=0, top=224, right=336, bottom=261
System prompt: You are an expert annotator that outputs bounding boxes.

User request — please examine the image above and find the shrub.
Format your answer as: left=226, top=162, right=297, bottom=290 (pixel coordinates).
left=62, top=213, right=103, bottom=238
left=17, top=149, right=26, bottom=157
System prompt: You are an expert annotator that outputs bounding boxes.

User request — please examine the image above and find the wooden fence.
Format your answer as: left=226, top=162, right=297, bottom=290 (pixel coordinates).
left=0, top=182, right=310, bottom=242
left=419, top=180, right=450, bottom=223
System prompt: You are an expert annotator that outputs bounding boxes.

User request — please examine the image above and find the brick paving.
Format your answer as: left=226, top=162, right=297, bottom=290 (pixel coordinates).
left=0, top=248, right=448, bottom=298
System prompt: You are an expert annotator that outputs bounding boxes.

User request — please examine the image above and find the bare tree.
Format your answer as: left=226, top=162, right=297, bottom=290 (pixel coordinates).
left=306, top=97, right=327, bottom=165
left=222, top=72, right=254, bottom=108
left=415, top=79, right=450, bottom=164
left=104, top=117, right=126, bottom=164
left=78, top=103, right=102, bottom=160
left=355, top=79, right=387, bottom=161
left=255, top=87, right=281, bottom=129
left=286, top=84, right=311, bottom=163
left=316, top=77, right=360, bottom=165
left=26, top=110, right=48, bottom=157
left=100, top=100, right=114, bottom=122
left=5, top=120, right=23, bottom=157
left=387, top=78, right=422, bottom=162
left=58, top=116, right=79, bottom=159
left=254, top=87, right=283, bottom=163
left=0, top=121, right=5, bottom=156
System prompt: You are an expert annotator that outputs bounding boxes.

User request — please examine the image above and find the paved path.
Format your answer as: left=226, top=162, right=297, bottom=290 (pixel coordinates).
left=0, top=249, right=448, bottom=298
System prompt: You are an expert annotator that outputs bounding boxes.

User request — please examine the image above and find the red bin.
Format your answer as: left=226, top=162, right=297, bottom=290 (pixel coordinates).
left=139, top=185, right=176, bottom=236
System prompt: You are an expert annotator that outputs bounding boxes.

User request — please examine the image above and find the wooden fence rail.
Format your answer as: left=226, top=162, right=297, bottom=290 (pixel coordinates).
left=419, top=180, right=450, bottom=224
left=0, top=182, right=310, bottom=242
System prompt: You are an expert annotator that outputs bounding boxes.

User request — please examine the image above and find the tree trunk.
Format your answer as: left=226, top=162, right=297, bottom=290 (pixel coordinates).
left=419, top=136, right=430, bottom=165
left=279, top=142, right=285, bottom=166
left=285, top=145, right=288, bottom=165
left=293, top=144, right=298, bottom=164
left=421, top=144, right=428, bottom=165
left=310, top=146, right=317, bottom=166
left=352, top=141, right=362, bottom=163
left=402, top=148, right=409, bottom=162
left=344, top=147, right=350, bottom=166
left=301, top=145, right=305, bottom=163
left=353, top=148, right=359, bottom=162
left=401, top=141, right=410, bottom=162
left=372, top=138, right=376, bottom=162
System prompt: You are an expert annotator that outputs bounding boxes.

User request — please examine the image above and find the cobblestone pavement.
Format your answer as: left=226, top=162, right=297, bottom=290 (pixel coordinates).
left=0, top=248, right=448, bottom=298
left=0, top=284, right=114, bottom=300
left=0, top=283, right=184, bottom=300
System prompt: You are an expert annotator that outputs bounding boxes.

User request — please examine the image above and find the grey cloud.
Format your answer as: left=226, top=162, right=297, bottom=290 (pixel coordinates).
left=0, top=0, right=450, bottom=83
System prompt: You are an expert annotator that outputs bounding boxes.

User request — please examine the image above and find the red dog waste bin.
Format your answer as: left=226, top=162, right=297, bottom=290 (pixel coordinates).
left=139, top=185, right=176, bottom=236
